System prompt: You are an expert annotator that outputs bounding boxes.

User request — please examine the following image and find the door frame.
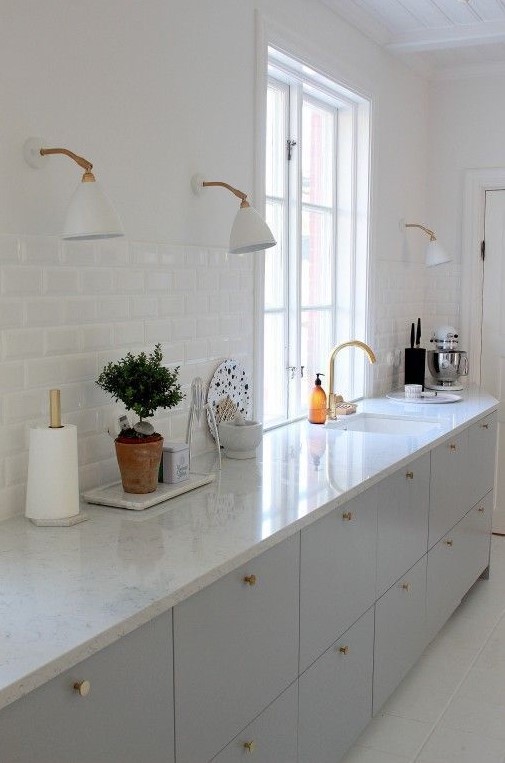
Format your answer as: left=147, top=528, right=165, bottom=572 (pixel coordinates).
left=462, top=168, right=505, bottom=384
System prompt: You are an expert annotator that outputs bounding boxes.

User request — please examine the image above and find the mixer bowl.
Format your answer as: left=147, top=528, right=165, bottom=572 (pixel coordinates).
left=427, top=350, right=468, bottom=383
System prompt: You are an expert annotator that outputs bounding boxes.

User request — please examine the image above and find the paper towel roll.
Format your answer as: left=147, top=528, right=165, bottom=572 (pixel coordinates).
left=25, top=425, right=80, bottom=522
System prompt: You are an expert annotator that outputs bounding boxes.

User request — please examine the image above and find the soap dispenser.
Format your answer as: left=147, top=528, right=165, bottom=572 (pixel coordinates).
left=308, top=373, right=327, bottom=424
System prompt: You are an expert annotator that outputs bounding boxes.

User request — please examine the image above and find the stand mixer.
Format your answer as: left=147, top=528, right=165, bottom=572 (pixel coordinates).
left=426, top=325, right=469, bottom=391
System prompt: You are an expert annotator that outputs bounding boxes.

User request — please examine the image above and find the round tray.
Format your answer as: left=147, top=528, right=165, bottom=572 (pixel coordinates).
left=206, top=359, right=252, bottom=435
left=386, top=390, right=462, bottom=404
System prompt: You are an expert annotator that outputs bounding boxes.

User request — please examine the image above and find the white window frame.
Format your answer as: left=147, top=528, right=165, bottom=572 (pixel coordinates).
left=253, top=17, right=373, bottom=427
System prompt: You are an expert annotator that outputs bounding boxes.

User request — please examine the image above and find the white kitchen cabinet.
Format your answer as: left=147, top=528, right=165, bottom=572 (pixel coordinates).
left=299, top=487, right=378, bottom=672
left=211, top=682, right=298, bottom=763
left=376, top=453, right=430, bottom=597
left=173, top=534, right=299, bottom=763
left=429, top=429, right=469, bottom=547
left=373, top=555, right=427, bottom=713
left=0, top=612, right=174, bottom=763
left=298, top=607, right=374, bottom=763
left=427, top=491, right=493, bottom=642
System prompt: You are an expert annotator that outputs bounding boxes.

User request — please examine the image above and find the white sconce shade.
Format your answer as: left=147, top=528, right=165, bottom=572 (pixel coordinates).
left=229, top=205, right=276, bottom=254
left=24, top=137, right=124, bottom=241
left=192, top=174, right=276, bottom=254
left=63, top=179, right=123, bottom=240
left=400, top=218, right=451, bottom=267
left=425, top=239, right=451, bottom=267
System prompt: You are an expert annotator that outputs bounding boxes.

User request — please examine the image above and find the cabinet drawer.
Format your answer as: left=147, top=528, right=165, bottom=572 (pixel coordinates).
left=300, top=486, right=377, bottom=671
left=0, top=612, right=174, bottom=763
left=427, top=492, right=493, bottom=643
left=298, top=607, right=374, bottom=763
left=174, top=534, right=299, bottom=763
left=429, top=430, right=469, bottom=547
left=467, top=413, right=497, bottom=510
left=377, top=453, right=430, bottom=597
left=212, top=682, right=298, bottom=763
left=373, top=555, right=427, bottom=714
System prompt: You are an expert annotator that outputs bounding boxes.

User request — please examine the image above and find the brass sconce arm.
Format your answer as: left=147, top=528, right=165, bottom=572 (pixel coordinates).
left=404, top=222, right=436, bottom=241
left=201, top=180, right=250, bottom=209
left=40, top=147, right=95, bottom=182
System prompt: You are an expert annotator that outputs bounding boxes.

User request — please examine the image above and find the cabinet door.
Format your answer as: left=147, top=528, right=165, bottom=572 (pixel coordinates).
left=376, top=453, right=430, bottom=597
left=212, top=682, right=298, bottom=763
left=429, top=429, right=469, bottom=548
left=467, top=413, right=497, bottom=510
left=299, top=487, right=377, bottom=672
left=427, top=491, right=493, bottom=643
left=0, top=612, right=174, bottom=763
left=373, top=555, right=427, bottom=714
left=298, top=608, right=374, bottom=763
left=174, top=534, right=299, bottom=763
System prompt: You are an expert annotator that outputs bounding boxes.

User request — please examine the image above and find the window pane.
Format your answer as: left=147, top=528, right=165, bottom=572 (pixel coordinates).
left=300, top=309, right=332, bottom=412
left=302, top=100, right=334, bottom=207
left=265, top=200, right=285, bottom=310
left=266, top=84, right=286, bottom=198
left=301, top=208, right=333, bottom=306
left=263, top=312, right=287, bottom=425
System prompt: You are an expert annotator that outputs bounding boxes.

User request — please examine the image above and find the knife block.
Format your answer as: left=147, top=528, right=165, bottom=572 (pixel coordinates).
left=404, top=348, right=426, bottom=388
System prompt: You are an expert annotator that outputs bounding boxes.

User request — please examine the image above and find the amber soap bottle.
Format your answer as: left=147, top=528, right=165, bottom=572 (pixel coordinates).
left=308, top=373, right=327, bottom=424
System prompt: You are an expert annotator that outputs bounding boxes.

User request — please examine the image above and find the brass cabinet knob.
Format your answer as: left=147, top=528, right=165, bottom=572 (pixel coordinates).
left=342, top=511, right=353, bottom=521
left=478, top=506, right=485, bottom=513
left=405, top=471, right=414, bottom=480
left=243, top=574, right=257, bottom=586
left=339, top=645, right=349, bottom=655
left=449, top=443, right=457, bottom=451
left=73, top=680, right=91, bottom=697
left=243, top=741, right=256, bottom=753
left=401, top=582, right=411, bottom=592
left=444, top=539, right=454, bottom=547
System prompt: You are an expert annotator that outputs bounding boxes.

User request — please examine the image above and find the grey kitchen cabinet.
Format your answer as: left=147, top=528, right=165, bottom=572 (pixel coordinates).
left=298, top=607, right=374, bottom=763
left=299, top=486, right=378, bottom=672
left=429, top=429, right=470, bottom=547
left=376, top=452, right=430, bottom=597
left=211, top=682, right=298, bottom=763
left=373, top=554, right=427, bottom=713
left=0, top=611, right=174, bottom=763
left=467, top=412, right=497, bottom=511
left=173, top=533, right=299, bottom=763
left=427, top=490, right=493, bottom=643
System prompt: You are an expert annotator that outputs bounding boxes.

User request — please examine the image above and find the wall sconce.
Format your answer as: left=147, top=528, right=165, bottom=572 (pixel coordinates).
left=24, top=137, right=124, bottom=240
left=399, top=219, right=451, bottom=267
left=191, top=174, right=276, bottom=254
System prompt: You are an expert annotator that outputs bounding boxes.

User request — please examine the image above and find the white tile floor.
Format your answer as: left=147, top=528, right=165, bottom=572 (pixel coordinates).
left=342, top=536, right=505, bottom=763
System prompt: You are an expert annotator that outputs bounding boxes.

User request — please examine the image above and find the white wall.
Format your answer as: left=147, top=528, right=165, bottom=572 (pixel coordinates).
left=0, top=0, right=430, bottom=519
left=427, top=71, right=505, bottom=346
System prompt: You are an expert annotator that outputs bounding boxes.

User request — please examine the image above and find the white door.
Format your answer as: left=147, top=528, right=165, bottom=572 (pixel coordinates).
left=481, top=189, right=505, bottom=533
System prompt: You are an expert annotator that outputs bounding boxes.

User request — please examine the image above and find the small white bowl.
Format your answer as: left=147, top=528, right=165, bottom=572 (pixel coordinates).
left=218, top=420, right=263, bottom=459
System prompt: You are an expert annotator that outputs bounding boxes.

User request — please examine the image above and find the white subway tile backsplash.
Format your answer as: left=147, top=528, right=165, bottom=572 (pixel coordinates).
left=173, top=268, right=197, bottom=291
left=96, top=239, right=130, bottom=266
left=0, top=362, right=24, bottom=390
left=158, top=294, right=185, bottom=316
left=0, top=236, right=20, bottom=262
left=45, top=326, right=81, bottom=356
left=97, top=296, right=129, bottom=321
left=185, top=293, right=209, bottom=315
left=62, top=241, right=98, bottom=266
left=64, top=354, right=98, bottom=383
left=25, top=357, right=66, bottom=388
left=185, top=339, right=209, bottom=363
left=113, top=268, right=145, bottom=293
left=171, top=317, right=196, bottom=341
left=21, top=237, right=60, bottom=264
left=0, top=300, right=24, bottom=328
left=80, top=324, right=114, bottom=351
left=44, top=268, right=80, bottom=295
left=2, top=267, right=42, bottom=296
left=114, top=321, right=145, bottom=346
left=131, top=241, right=159, bottom=265
left=3, top=328, right=45, bottom=359
left=64, top=297, right=98, bottom=324
left=146, top=270, right=172, bottom=292
left=80, top=269, right=113, bottom=294
left=4, top=452, right=29, bottom=487
left=25, top=298, right=64, bottom=327
left=3, top=390, right=45, bottom=422
left=130, top=295, right=159, bottom=318
left=145, top=319, right=172, bottom=344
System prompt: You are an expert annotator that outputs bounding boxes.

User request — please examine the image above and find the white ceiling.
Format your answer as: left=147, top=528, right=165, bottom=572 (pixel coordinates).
left=321, top=0, right=505, bottom=77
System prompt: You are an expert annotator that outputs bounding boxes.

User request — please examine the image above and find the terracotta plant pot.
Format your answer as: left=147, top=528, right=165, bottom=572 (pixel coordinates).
left=115, top=434, right=163, bottom=494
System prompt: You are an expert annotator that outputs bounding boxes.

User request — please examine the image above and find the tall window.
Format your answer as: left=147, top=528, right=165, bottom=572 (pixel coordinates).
left=263, top=49, right=371, bottom=427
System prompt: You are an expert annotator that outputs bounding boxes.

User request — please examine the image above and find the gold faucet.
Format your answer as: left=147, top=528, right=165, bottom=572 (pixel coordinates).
left=327, top=340, right=376, bottom=418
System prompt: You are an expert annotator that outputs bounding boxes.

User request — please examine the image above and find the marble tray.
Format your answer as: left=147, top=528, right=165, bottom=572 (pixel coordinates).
left=83, top=473, right=215, bottom=511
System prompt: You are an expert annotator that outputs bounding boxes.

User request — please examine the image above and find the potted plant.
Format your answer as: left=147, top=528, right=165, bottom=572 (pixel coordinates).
left=96, top=344, right=184, bottom=494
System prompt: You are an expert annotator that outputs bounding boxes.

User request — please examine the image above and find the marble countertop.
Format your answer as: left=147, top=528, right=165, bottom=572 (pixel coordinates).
left=0, top=386, right=498, bottom=711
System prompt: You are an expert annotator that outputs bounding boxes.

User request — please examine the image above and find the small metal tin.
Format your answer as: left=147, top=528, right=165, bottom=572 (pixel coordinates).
left=162, top=442, right=190, bottom=484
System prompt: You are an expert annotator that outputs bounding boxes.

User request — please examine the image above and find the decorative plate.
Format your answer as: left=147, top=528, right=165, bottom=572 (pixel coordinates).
left=386, top=391, right=462, bottom=404
left=206, top=359, right=252, bottom=436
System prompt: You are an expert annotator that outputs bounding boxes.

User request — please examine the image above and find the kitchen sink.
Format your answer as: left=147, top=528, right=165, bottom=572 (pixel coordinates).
left=325, top=412, right=442, bottom=436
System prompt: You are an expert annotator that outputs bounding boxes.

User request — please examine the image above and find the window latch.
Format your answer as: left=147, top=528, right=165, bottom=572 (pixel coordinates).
left=286, top=139, right=297, bottom=161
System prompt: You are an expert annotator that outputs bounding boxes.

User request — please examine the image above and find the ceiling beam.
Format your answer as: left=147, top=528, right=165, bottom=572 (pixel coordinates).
left=387, top=20, right=505, bottom=52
